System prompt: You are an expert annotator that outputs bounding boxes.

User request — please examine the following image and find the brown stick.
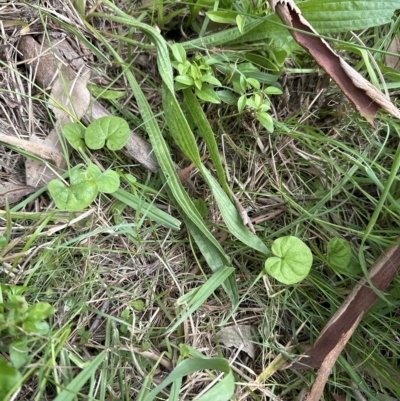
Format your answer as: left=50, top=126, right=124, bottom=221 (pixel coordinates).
left=291, top=239, right=400, bottom=369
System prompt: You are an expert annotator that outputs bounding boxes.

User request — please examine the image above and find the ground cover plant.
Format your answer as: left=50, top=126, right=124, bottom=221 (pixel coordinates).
left=1, top=0, right=400, bottom=400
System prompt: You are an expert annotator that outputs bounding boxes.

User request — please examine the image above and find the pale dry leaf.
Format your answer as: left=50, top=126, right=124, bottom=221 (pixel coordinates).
left=217, top=324, right=255, bottom=359
left=0, top=133, right=64, bottom=167
left=26, top=130, right=66, bottom=187
left=49, top=64, right=91, bottom=125
left=269, top=0, right=400, bottom=125
left=385, top=35, right=400, bottom=70
left=0, top=181, right=36, bottom=207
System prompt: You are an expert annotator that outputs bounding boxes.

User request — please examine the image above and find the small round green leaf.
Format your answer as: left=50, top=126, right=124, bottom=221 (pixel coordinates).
left=63, top=122, right=86, bottom=151
left=85, top=116, right=130, bottom=151
left=327, top=237, right=352, bottom=274
left=48, top=169, right=98, bottom=212
left=265, top=236, right=313, bottom=284
left=96, top=170, right=120, bottom=194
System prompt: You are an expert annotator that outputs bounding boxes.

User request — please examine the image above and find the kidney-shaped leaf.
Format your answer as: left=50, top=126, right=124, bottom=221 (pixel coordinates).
left=48, top=169, right=98, bottom=212
left=63, top=122, right=86, bottom=151
left=87, top=164, right=120, bottom=194
left=265, top=236, right=312, bottom=284
left=85, top=116, right=130, bottom=151
left=327, top=237, right=352, bottom=274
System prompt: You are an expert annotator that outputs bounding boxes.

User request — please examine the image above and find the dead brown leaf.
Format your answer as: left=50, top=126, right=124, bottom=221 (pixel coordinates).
left=0, top=133, right=64, bottom=167
left=217, top=324, right=255, bottom=359
left=269, top=0, right=400, bottom=125
left=25, top=130, right=66, bottom=187
left=49, top=64, right=91, bottom=125
left=0, top=181, right=36, bottom=207
left=385, top=35, right=400, bottom=70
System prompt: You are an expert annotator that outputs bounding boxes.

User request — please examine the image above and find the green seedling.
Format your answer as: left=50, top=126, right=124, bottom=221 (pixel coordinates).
left=48, top=168, right=98, bottom=212
left=48, top=116, right=129, bottom=211
left=171, top=43, right=222, bottom=104
left=0, top=285, right=55, bottom=395
left=265, top=236, right=313, bottom=284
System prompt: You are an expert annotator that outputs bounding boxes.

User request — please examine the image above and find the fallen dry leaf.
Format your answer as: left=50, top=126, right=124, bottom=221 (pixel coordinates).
left=0, top=181, right=36, bottom=207
left=385, top=35, right=400, bottom=70
left=25, top=130, right=66, bottom=187
left=217, top=324, right=255, bottom=359
left=269, top=0, right=400, bottom=125
left=49, top=64, right=91, bottom=125
left=0, top=133, right=64, bottom=167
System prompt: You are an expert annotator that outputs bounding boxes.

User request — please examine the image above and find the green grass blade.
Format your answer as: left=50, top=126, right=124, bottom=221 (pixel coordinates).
left=144, top=358, right=234, bottom=401
left=111, top=188, right=181, bottom=230
left=53, top=351, right=106, bottom=401
left=168, top=266, right=235, bottom=334
left=183, top=88, right=230, bottom=195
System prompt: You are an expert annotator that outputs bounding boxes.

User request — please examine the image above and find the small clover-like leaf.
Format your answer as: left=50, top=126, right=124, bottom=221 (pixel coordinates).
left=96, top=170, right=120, bottom=193
left=265, top=236, right=313, bottom=284
left=87, top=164, right=120, bottom=193
left=327, top=238, right=352, bottom=274
left=48, top=169, right=98, bottom=212
left=63, top=122, right=86, bottom=151
left=85, top=116, right=130, bottom=151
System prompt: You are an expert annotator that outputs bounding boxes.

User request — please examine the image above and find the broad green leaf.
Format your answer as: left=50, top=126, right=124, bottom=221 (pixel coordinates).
left=236, top=14, right=246, bottom=34
left=200, top=74, right=222, bottom=86
left=264, top=86, right=283, bottom=95
left=96, top=170, right=120, bottom=193
left=85, top=116, right=130, bottom=150
left=195, top=84, right=221, bottom=103
left=327, top=237, right=352, bottom=273
left=87, top=83, right=126, bottom=99
left=246, top=78, right=260, bottom=90
left=48, top=169, right=98, bottom=212
left=87, top=164, right=119, bottom=193
left=217, top=89, right=237, bottom=105
left=299, top=0, right=400, bottom=33
left=265, top=236, right=313, bottom=284
left=144, top=358, right=234, bottom=401
left=175, top=75, right=194, bottom=86
left=53, top=351, right=106, bottom=401
left=0, top=357, right=21, bottom=396
left=63, top=122, right=85, bottom=151
left=206, top=10, right=238, bottom=25
left=26, top=302, right=55, bottom=321
left=257, top=111, right=274, bottom=132
left=9, top=341, right=29, bottom=369
left=237, top=95, right=247, bottom=113
left=171, top=43, right=186, bottom=63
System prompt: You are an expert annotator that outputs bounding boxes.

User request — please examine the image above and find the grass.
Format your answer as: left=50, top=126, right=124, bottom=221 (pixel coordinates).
left=1, top=0, right=400, bottom=400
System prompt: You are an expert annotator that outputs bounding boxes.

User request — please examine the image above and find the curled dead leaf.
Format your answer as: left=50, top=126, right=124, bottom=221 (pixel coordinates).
left=269, top=0, right=400, bottom=125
